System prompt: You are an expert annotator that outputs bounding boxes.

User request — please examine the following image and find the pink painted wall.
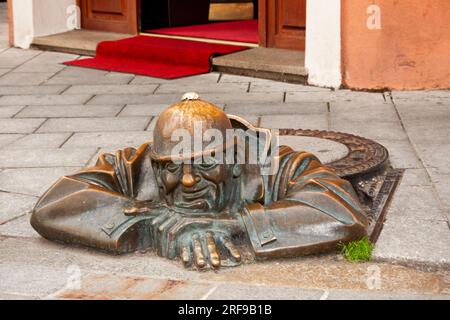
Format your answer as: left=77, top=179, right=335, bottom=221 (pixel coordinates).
left=342, top=0, right=450, bottom=90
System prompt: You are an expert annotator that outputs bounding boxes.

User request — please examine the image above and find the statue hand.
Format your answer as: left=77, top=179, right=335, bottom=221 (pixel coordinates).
left=180, top=231, right=241, bottom=270
left=123, top=200, right=167, bottom=216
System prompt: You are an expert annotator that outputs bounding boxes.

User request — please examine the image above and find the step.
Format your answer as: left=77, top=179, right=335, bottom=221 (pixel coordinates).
left=212, top=47, right=308, bottom=84
left=32, top=29, right=130, bottom=56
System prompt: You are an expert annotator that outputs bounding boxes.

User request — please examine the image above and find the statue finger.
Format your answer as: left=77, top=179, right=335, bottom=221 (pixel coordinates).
left=206, top=232, right=220, bottom=269
left=222, top=236, right=241, bottom=262
left=192, top=234, right=206, bottom=269
left=181, top=245, right=192, bottom=267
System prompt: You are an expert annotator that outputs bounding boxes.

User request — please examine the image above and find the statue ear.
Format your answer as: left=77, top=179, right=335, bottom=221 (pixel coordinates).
left=232, top=164, right=242, bottom=178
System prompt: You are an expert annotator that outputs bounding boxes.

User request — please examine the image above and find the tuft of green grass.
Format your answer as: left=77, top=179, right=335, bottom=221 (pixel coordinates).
left=339, top=237, right=374, bottom=263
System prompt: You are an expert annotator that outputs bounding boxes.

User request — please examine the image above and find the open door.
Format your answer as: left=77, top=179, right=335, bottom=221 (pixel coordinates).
left=260, top=0, right=306, bottom=50
left=79, top=0, right=138, bottom=34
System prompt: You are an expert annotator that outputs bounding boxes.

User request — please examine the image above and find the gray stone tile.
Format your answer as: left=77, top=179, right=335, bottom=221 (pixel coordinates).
left=0, top=106, right=24, bottom=118
left=62, top=131, right=152, bottom=148
left=400, top=169, right=432, bottom=186
left=373, top=217, right=450, bottom=269
left=0, top=68, right=11, bottom=76
left=0, top=167, right=81, bottom=197
left=326, top=290, right=450, bottom=300
left=63, top=84, right=158, bottom=95
left=330, top=121, right=408, bottom=141
left=250, top=81, right=330, bottom=93
left=118, top=104, right=173, bottom=117
left=0, top=72, right=55, bottom=86
left=286, top=91, right=386, bottom=103
left=0, top=94, right=93, bottom=106
left=0, top=134, right=24, bottom=148
left=16, top=105, right=124, bottom=118
left=260, top=114, right=328, bottom=130
left=130, top=73, right=220, bottom=85
left=219, top=74, right=281, bottom=83
left=0, top=118, right=46, bottom=133
left=0, top=213, right=40, bottom=238
left=45, top=67, right=134, bottom=85
left=0, top=147, right=97, bottom=167
left=0, top=263, right=69, bottom=298
left=10, top=133, right=72, bottom=148
left=37, top=117, right=151, bottom=133
left=0, top=48, right=42, bottom=68
left=376, top=139, right=422, bottom=169
left=396, top=100, right=450, bottom=122
left=392, top=90, right=450, bottom=100
left=88, top=94, right=178, bottom=105
left=427, top=169, right=450, bottom=213
left=330, top=101, right=398, bottom=122
left=413, top=143, right=450, bottom=174
left=387, top=184, right=447, bottom=221
left=11, top=51, right=79, bottom=73
left=225, top=102, right=327, bottom=115
left=208, top=283, right=324, bottom=300
left=202, top=92, right=284, bottom=104
left=0, top=85, right=68, bottom=95
left=155, top=82, right=249, bottom=94
left=405, top=123, right=450, bottom=144
left=0, top=193, right=37, bottom=224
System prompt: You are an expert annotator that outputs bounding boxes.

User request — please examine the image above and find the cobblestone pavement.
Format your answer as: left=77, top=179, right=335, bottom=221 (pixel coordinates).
left=0, top=3, right=449, bottom=300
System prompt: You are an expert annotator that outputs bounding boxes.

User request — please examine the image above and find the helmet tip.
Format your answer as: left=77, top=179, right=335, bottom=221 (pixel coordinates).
left=181, top=92, right=200, bottom=101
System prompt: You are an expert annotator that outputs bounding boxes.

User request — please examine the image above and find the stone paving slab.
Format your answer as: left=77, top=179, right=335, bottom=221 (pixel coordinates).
left=387, top=184, right=447, bottom=221
left=0, top=48, right=42, bottom=69
left=225, top=102, right=327, bottom=115
left=16, top=105, right=124, bottom=118
left=0, top=193, right=37, bottom=224
left=0, top=118, right=46, bottom=133
left=400, top=169, right=433, bottom=186
left=0, top=167, right=82, bottom=197
left=0, top=72, right=55, bottom=86
left=0, top=133, right=24, bottom=148
left=0, top=213, right=40, bottom=238
left=0, top=85, right=68, bottom=95
left=373, top=217, right=450, bottom=270
left=249, top=81, right=331, bottom=93
left=155, top=82, right=249, bottom=94
left=260, top=114, right=328, bottom=130
left=0, top=94, right=93, bottom=106
left=44, top=67, right=135, bottom=85
left=286, top=91, right=386, bottom=103
left=0, top=263, right=69, bottom=298
left=37, top=117, right=152, bottom=133
left=0, top=106, right=24, bottom=118
left=0, top=147, right=97, bottom=168
left=11, top=51, right=79, bottom=73
left=377, top=139, right=423, bottom=169
left=7, top=133, right=73, bottom=149
left=330, top=120, right=408, bottom=141
left=413, top=143, right=450, bottom=174
left=63, top=84, right=159, bottom=95
left=62, top=131, right=153, bottom=149
left=130, top=73, right=220, bottom=85
left=118, top=104, right=182, bottom=117
left=392, top=90, right=450, bottom=100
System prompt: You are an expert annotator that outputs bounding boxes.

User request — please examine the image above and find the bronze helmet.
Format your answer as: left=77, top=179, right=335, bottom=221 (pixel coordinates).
left=150, top=93, right=235, bottom=161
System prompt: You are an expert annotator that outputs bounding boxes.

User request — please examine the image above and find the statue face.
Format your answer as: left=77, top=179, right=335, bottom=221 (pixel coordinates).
left=154, top=157, right=234, bottom=213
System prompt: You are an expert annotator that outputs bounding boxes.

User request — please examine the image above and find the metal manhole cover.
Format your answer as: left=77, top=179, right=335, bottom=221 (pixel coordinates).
left=279, top=129, right=390, bottom=179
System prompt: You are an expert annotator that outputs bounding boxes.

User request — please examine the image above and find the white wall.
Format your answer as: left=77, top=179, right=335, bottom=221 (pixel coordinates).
left=12, top=0, right=77, bottom=48
left=305, top=0, right=342, bottom=88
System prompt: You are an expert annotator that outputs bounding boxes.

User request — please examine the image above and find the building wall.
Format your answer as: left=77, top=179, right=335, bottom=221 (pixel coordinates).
left=12, top=0, right=77, bottom=48
left=305, top=0, right=342, bottom=88
left=342, top=0, right=450, bottom=90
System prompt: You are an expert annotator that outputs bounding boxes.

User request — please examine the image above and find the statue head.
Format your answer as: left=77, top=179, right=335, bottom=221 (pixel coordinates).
left=150, top=93, right=242, bottom=213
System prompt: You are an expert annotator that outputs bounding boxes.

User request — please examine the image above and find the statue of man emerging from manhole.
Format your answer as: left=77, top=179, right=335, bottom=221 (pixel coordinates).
left=31, top=93, right=368, bottom=269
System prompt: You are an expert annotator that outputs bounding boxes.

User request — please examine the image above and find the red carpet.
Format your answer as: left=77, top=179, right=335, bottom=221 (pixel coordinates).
left=64, top=36, right=248, bottom=79
left=147, top=20, right=259, bottom=44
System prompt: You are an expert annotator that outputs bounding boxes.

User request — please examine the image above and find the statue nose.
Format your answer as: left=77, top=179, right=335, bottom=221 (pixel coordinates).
left=181, top=165, right=199, bottom=188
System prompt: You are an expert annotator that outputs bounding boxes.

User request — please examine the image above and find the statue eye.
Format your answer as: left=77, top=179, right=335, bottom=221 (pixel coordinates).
left=196, top=158, right=218, bottom=170
left=166, top=163, right=180, bottom=173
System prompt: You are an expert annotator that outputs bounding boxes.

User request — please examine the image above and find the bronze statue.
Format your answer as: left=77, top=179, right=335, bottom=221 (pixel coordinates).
left=31, top=93, right=368, bottom=269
